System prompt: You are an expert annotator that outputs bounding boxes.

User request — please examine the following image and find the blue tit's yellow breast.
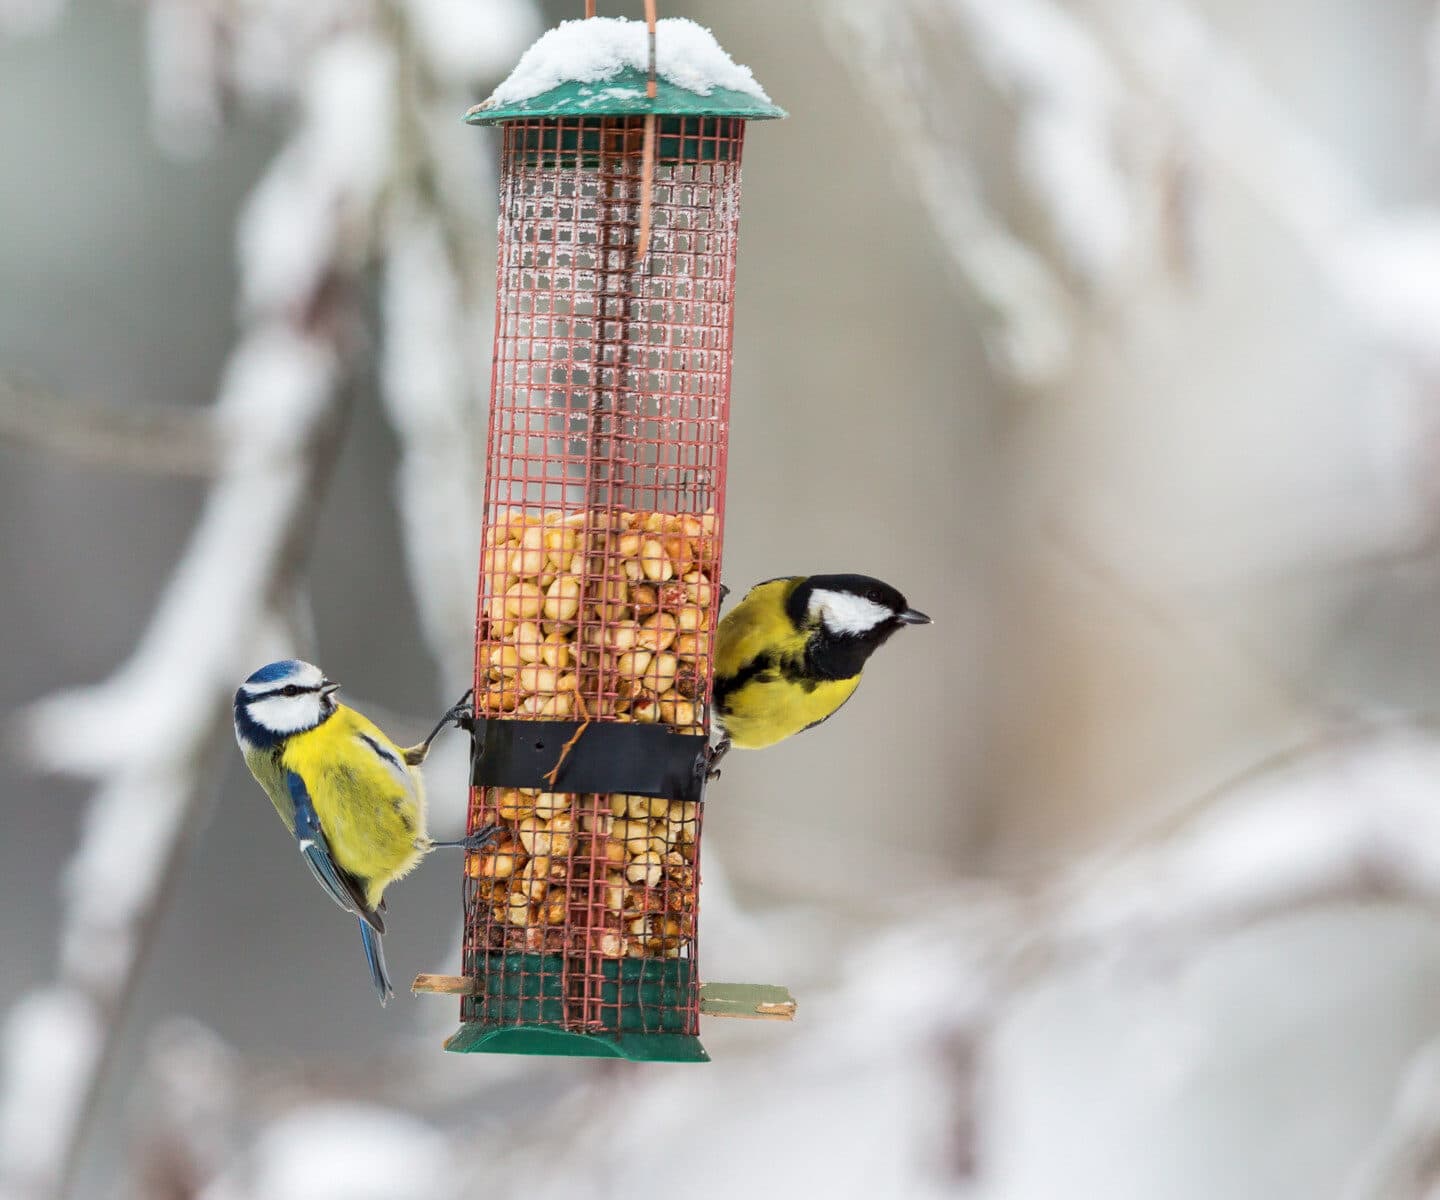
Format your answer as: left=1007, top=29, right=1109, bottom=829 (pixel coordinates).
left=242, top=744, right=295, bottom=831
left=280, top=708, right=427, bottom=895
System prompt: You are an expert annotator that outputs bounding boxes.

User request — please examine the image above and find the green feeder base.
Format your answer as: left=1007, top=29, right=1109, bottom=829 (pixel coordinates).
left=447, top=951, right=707, bottom=1062
left=444, top=1023, right=708, bottom=1063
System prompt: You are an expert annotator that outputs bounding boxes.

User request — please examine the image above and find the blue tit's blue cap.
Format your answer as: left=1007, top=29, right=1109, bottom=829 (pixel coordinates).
left=244, top=659, right=307, bottom=685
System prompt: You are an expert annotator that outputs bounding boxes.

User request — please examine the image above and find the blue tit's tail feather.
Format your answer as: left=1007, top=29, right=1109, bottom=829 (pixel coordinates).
left=357, top=918, right=394, bottom=1006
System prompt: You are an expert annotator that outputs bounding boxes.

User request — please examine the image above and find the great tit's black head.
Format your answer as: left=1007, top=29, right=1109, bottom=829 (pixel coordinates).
left=233, top=659, right=341, bottom=747
left=788, top=574, right=932, bottom=645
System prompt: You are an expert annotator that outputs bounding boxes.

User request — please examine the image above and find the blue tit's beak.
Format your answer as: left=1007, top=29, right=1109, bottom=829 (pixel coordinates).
left=321, top=679, right=341, bottom=698
left=897, top=608, right=932, bottom=625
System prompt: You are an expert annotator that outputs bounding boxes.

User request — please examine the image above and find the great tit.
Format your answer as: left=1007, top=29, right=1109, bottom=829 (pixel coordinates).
left=234, top=660, right=491, bottom=1004
left=711, top=574, right=931, bottom=756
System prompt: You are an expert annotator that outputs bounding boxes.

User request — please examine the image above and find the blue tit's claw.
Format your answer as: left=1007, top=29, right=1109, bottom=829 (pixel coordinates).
left=407, top=690, right=478, bottom=763
left=459, top=823, right=501, bottom=853
left=430, top=823, right=501, bottom=853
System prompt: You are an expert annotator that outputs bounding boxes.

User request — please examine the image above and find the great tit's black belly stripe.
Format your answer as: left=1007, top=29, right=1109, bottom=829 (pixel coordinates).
left=714, top=649, right=840, bottom=714
left=713, top=651, right=776, bottom=713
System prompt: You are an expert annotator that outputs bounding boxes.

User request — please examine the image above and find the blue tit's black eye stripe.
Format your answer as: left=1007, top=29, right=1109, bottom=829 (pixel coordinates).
left=246, top=682, right=322, bottom=700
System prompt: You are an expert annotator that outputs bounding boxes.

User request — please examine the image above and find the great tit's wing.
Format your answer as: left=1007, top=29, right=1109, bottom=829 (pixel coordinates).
left=284, top=771, right=385, bottom=934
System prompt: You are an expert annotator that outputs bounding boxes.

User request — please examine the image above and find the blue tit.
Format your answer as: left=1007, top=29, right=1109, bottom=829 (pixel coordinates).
left=711, top=574, right=931, bottom=758
left=233, top=659, right=492, bottom=1005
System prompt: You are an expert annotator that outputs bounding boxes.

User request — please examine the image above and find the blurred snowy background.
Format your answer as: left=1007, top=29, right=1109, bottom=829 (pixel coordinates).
left=6, top=0, right=1440, bottom=1197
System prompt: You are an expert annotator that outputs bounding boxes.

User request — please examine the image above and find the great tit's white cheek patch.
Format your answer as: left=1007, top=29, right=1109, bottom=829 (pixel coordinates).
left=809, top=589, right=892, bottom=635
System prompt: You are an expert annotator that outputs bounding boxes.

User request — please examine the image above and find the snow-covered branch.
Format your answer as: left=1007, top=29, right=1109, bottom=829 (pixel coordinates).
left=0, top=3, right=543, bottom=1194
left=0, top=27, right=389, bottom=1200
left=823, top=0, right=1075, bottom=386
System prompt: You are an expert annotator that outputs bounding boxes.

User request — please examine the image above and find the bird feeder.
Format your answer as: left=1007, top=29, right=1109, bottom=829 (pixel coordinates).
left=411, top=16, right=784, bottom=1062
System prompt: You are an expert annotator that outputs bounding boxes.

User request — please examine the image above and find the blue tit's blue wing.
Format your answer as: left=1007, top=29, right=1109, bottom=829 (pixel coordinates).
left=284, top=771, right=385, bottom=933
left=357, top=917, right=394, bottom=1005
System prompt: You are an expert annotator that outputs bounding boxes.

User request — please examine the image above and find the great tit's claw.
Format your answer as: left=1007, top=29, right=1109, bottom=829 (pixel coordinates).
left=700, top=737, right=731, bottom=783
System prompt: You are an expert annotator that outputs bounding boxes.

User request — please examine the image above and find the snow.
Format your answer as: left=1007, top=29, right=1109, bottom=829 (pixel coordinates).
left=1333, top=215, right=1440, bottom=366
left=0, top=989, right=101, bottom=1195
left=145, top=0, right=225, bottom=158
left=401, top=0, right=540, bottom=86
left=201, top=1105, right=457, bottom=1200
left=380, top=211, right=483, bottom=699
left=1050, top=729, right=1440, bottom=957
left=952, top=0, right=1133, bottom=289
left=237, top=34, right=395, bottom=317
left=824, top=1, right=1073, bottom=384
left=485, top=17, right=770, bottom=108
left=0, top=0, right=64, bottom=38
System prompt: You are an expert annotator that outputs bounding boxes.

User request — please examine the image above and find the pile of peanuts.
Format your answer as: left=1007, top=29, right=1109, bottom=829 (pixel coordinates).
left=477, top=507, right=718, bottom=732
left=468, top=788, right=698, bottom=959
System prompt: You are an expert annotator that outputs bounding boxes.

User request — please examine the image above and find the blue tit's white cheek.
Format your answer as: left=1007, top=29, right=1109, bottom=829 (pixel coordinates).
left=247, top=693, right=325, bottom=735
left=809, top=589, right=893, bottom=636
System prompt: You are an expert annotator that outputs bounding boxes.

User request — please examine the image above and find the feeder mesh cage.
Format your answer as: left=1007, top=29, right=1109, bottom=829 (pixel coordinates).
left=460, top=115, right=747, bottom=1054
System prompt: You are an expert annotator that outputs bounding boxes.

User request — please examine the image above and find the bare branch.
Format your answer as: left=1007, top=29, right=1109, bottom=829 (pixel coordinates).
left=0, top=378, right=219, bottom=477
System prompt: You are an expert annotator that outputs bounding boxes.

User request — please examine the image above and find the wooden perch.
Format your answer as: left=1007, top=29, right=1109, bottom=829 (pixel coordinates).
left=411, top=973, right=478, bottom=996
left=700, top=982, right=797, bottom=1021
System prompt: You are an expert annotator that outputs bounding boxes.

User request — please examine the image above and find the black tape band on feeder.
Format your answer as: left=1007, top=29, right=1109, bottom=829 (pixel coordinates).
left=472, top=717, right=709, bottom=802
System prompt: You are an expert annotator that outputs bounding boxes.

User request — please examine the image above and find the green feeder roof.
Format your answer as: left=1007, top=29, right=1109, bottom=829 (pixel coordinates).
left=466, top=66, right=784, bottom=123
left=465, top=17, right=785, bottom=125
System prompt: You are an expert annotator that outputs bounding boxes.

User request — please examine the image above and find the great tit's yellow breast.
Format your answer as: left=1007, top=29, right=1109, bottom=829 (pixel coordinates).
left=280, top=708, right=426, bottom=899
left=718, top=672, right=861, bottom=749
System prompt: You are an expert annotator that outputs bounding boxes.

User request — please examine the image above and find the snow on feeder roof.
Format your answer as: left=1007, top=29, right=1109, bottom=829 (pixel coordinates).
left=465, top=17, right=784, bottom=123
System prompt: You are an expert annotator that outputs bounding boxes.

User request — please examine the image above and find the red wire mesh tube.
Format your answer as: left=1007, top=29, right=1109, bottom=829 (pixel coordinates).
left=461, top=116, right=745, bottom=1037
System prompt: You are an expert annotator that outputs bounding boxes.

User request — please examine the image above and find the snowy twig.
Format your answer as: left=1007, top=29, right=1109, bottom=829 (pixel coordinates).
left=1090, top=0, right=1359, bottom=253
left=127, top=1020, right=241, bottom=1200
left=822, top=0, right=1075, bottom=386
left=0, top=377, right=219, bottom=477
left=0, top=4, right=544, bottom=1193
left=0, top=326, right=348, bottom=1200
left=933, top=0, right=1137, bottom=291
left=0, top=28, right=396, bottom=1200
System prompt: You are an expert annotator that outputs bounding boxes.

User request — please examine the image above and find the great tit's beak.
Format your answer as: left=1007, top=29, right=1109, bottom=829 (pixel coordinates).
left=897, top=608, right=932, bottom=625
left=321, top=679, right=341, bottom=698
